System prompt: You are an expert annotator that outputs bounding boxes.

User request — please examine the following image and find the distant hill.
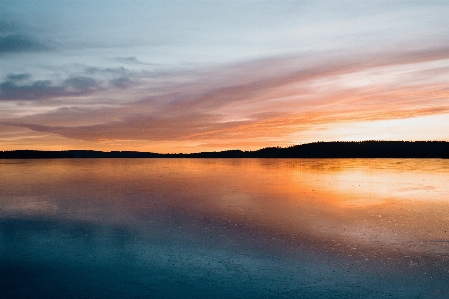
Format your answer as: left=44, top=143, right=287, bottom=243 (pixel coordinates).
left=1, top=141, right=449, bottom=159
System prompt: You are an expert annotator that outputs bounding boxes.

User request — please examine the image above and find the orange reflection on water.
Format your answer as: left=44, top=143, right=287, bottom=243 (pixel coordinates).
left=0, top=158, right=448, bottom=258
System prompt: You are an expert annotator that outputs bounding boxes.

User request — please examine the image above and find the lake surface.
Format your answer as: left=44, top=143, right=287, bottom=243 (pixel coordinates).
left=1, top=158, right=448, bottom=298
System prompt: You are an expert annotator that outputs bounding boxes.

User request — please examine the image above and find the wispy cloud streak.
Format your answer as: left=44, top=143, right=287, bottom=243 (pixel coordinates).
left=3, top=45, right=449, bottom=150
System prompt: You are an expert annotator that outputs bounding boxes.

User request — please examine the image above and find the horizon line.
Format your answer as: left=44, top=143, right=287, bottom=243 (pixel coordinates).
left=2, top=140, right=448, bottom=155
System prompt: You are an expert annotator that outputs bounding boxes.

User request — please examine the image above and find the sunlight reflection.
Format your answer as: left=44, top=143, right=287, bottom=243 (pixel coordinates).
left=1, top=158, right=448, bottom=257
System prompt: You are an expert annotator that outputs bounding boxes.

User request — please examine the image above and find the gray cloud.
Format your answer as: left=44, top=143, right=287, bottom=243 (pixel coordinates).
left=115, top=56, right=140, bottom=63
left=85, top=66, right=129, bottom=75
left=84, top=66, right=138, bottom=88
left=83, top=65, right=169, bottom=89
left=84, top=65, right=166, bottom=80
left=0, top=20, right=18, bottom=34
left=0, top=34, right=49, bottom=53
left=0, top=80, right=63, bottom=100
left=0, top=17, right=58, bottom=54
left=64, top=76, right=97, bottom=91
left=0, top=76, right=100, bottom=100
left=109, top=76, right=134, bottom=88
left=114, top=56, right=157, bottom=66
left=7, top=73, right=31, bottom=81
left=0, top=63, right=151, bottom=100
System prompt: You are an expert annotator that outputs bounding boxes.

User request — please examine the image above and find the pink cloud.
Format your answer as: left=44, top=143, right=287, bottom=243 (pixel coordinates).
left=3, top=46, right=449, bottom=150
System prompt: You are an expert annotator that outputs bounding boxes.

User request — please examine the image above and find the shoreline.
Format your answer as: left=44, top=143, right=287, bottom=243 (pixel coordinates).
left=1, top=141, right=449, bottom=159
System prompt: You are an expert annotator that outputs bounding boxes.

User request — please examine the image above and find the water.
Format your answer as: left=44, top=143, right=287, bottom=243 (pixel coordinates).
left=0, top=158, right=448, bottom=298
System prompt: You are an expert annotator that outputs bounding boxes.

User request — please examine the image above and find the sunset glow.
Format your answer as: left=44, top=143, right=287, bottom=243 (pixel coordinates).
left=1, top=2, right=449, bottom=152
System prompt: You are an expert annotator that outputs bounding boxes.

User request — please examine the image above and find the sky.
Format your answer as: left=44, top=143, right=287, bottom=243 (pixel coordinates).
left=1, top=1, right=449, bottom=153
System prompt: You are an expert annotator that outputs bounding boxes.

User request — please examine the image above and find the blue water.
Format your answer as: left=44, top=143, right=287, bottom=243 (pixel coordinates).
left=1, top=159, right=448, bottom=298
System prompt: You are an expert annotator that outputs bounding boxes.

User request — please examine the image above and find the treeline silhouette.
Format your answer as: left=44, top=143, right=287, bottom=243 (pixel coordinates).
left=1, top=141, right=449, bottom=159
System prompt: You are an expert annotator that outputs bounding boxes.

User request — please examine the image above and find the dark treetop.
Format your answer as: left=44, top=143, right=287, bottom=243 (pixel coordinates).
left=1, top=141, right=449, bottom=159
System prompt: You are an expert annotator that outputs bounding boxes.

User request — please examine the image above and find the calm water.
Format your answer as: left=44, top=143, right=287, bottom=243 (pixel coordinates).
left=0, top=158, right=448, bottom=298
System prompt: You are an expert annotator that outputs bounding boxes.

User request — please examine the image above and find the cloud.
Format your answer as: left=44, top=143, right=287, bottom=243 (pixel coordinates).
left=114, top=56, right=158, bottom=66
left=115, top=56, right=140, bottom=64
left=148, top=46, right=449, bottom=108
left=0, top=34, right=49, bottom=53
left=0, top=76, right=101, bottom=101
left=83, top=66, right=147, bottom=88
left=64, top=76, right=97, bottom=92
left=3, top=112, right=226, bottom=141
left=85, top=66, right=129, bottom=75
left=0, top=18, right=55, bottom=54
left=0, top=63, right=160, bottom=101
left=3, top=46, right=449, bottom=146
left=7, top=73, right=31, bottom=81
left=109, top=76, right=134, bottom=88
left=0, top=80, right=63, bottom=101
